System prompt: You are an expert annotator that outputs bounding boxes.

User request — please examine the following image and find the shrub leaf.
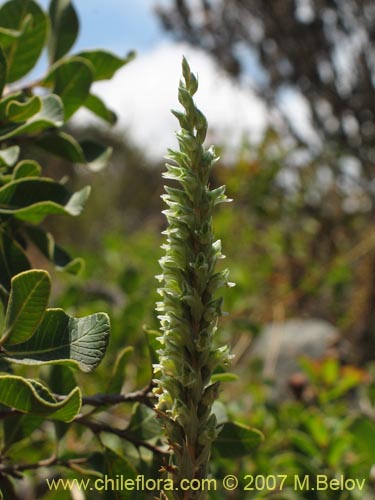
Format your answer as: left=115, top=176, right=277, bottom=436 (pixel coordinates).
left=4, top=308, right=110, bottom=372
left=0, top=375, right=81, bottom=421
left=1, top=269, right=50, bottom=346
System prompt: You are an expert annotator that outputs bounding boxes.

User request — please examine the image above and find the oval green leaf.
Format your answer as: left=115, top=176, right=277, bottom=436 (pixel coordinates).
left=211, top=372, right=239, bottom=383
left=106, top=346, right=134, bottom=394
left=4, top=413, right=43, bottom=450
left=0, top=177, right=90, bottom=223
left=35, top=130, right=85, bottom=162
left=43, top=57, right=93, bottom=119
left=80, top=140, right=113, bottom=172
left=5, top=308, right=110, bottom=372
left=0, top=230, right=30, bottom=291
left=84, top=93, right=117, bottom=125
left=1, top=270, right=50, bottom=345
left=0, top=91, right=23, bottom=119
left=35, top=131, right=112, bottom=171
left=213, top=422, right=263, bottom=458
left=48, top=0, right=79, bottom=63
left=0, top=16, right=31, bottom=48
left=0, top=145, right=20, bottom=167
left=13, top=160, right=42, bottom=179
left=77, top=49, right=135, bottom=81
left=0, top=94, right=64, bottom=140
left=0, top=375, right=81, bottom=421
left=6, top=95, right=42, bottom=122
left=127, top=403, right=162, bottom=441
left=0, top=0, right=48, bottom=82
left=25, top=226, right=84, bottom=275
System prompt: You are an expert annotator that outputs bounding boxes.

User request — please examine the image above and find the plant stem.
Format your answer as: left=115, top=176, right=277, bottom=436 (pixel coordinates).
left=0, top=455, right=87, bottom=477
left=74, top=416, right=166, bottom=456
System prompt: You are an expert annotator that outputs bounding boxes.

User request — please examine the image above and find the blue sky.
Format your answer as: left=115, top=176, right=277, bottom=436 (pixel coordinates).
left=38, top=0, right=166, bottom=54
left=33, top=1, right=311, bottom=159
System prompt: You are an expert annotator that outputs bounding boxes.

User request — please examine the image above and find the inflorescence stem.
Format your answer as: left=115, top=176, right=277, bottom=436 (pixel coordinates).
left=154, top=57, right=233, bottom=500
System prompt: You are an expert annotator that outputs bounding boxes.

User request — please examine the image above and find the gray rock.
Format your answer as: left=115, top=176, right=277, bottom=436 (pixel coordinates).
left=251, top=318, right=340, bottom=396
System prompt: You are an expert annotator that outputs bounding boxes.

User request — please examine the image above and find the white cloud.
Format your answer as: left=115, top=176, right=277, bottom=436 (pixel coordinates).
left=76, top=43, right=268, bottom=160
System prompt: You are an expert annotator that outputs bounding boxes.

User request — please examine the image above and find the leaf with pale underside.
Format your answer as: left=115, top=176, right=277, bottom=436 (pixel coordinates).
left=0, top=94, right=64, bottom=140
left=0, top=146, right=20, bottom=167
left=35, top=131, right=112, bottom=171
left=0, top=177, right=90, bottom=223
left=4, top=308, right=110, bottom=372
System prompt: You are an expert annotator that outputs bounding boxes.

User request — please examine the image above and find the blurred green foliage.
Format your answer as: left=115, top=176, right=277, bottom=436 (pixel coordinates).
left=43, top=122, right=374, bottom=498
left=0, top=0, right=373, bottom=497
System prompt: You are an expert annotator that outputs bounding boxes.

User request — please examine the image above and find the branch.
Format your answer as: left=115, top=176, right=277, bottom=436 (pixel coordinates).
left=54, top=383, right=156, bottom=410
left=80, top=383, right=155, bottom=408
left=0, top=409, right=21, bottom=420
left=4, top=77, right=44, bottom=98
left=0, top=455, right=88, bottom=477
left=74, top=416, right=167, bottom=456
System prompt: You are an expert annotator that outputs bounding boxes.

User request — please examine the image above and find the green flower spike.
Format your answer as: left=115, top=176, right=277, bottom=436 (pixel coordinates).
left=154, top=57, right=234, bottom=499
